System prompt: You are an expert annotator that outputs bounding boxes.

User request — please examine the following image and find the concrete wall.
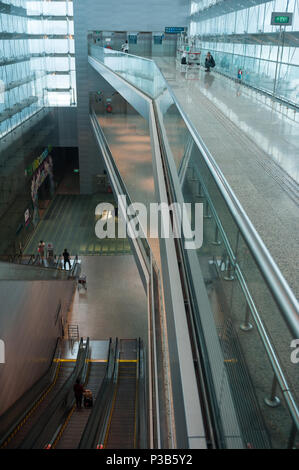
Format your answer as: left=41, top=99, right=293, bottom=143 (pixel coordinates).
left=73, top=0, right=189, bottom=193
left=0, top=279, right=75, bottom=415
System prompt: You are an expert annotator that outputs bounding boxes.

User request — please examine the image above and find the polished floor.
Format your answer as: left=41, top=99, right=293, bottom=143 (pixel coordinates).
left=24, top=193, right=131, bottom=257
left=97, top=109, right=162, bottom=271
left=154, top=57, right=299, bottom=299
left=66, top=255, right=148, bottom=343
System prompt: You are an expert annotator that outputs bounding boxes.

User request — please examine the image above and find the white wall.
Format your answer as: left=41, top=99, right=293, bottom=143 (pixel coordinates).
left=0, top=279, right=75, bottom=415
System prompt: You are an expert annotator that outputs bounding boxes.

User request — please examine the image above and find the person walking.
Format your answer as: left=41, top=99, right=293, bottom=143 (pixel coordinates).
left=73, top=378, right=84, bottom=409
left=205, top=52, right=215, bottom=72
left=63, top=248, right=71, bottom=270
left=181, top=51, right=187, bottom=65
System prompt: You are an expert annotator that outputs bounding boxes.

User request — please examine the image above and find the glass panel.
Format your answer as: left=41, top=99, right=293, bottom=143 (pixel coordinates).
left=89, top=45, right=166, bottom=98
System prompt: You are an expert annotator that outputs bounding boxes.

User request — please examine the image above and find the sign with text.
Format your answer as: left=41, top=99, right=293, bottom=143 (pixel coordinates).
left=271, top=12, right=293, bottom=26
left=165, top=27, right=185, bottom=34
left=25, top=145, right=53, bottom=178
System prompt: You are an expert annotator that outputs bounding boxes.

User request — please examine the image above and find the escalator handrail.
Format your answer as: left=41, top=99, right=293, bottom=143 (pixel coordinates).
left=97, top=341, right=120, bottom=449
left=135, top=338, right=147, bottom=449
left=0, top=338, right=62, bottom=448
left=19, top=338, right=88, bottom=449
left=78, top=338, right=117, bottom=449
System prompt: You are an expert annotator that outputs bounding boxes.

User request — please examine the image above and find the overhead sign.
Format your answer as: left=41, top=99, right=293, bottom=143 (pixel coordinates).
left=128, top=35, right=137, bottom=44
left=271, top=12, right=293, bottom=26
left=25, top=145, right=52, bottom=178
left=165, top=27, right=185, bottom=34
left=31, top=155, right=53, bottom=202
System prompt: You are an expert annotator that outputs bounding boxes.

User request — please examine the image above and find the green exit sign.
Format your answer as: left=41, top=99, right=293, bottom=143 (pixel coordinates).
left=275, top=16, right=289, bottom=23
left=271, top=12, right=293, bottom=26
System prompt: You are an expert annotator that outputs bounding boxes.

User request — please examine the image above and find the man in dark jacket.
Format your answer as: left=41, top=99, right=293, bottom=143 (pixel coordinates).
left=63, top=248, right=71, bottom=270
left=205, top=52, right=215, bottom=72
left=74, top=378, right=84, bottom=409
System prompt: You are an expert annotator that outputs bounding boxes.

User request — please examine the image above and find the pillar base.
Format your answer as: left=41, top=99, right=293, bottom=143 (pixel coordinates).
left=264, top=396, right=280, bottom=408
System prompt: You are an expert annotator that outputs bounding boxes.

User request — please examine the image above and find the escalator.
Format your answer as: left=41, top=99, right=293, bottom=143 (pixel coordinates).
left=1, top=338, right=89, bottom=449
left=99, top=338, right=141, bottom=449
left=50, top=340, right=113, bottom=449
left=1, top=338, right=145, bottom=449
left=5, top=362, right=75, bottom=449
left=0, top=341, right=76, bottom=449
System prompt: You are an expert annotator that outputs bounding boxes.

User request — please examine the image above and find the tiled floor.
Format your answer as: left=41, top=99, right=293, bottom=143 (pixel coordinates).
left=24, top=194, right=131, bottom=257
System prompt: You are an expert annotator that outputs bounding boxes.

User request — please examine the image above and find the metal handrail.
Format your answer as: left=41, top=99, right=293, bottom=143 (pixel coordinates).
left=97, top=340, right=120, bottom=449
left=78, top=338, right=115, bottom=449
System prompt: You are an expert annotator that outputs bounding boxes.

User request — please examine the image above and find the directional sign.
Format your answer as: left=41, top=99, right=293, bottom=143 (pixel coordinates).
left=165, top=27, right=185, bottom=34
left=271, top=12, right=293, bottom=26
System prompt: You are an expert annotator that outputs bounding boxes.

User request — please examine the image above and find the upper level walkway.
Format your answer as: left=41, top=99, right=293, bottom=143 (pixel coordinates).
left=153, top=57, right=299, bottom=299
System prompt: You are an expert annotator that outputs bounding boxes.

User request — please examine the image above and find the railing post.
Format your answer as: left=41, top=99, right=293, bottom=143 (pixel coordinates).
left=264, top=375, right=280, bottom=407
left=212, top=224, right=221, bottom=245
left=240, top=304, right=253, bottom=332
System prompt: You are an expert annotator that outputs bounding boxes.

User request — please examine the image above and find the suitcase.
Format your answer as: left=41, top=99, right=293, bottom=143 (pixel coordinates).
left=83, top=389, right=93, bottom=408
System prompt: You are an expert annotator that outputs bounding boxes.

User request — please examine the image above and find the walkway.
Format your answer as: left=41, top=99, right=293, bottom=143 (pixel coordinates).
left=154, top=57, right=299, bottom=299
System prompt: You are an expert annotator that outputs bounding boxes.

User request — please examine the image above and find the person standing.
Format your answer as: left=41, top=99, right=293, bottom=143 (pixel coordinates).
left=73, top=378, right=84, bottom=409
left=181, top=51, right=187, bottom=65
left=121, top=40, right=129, bottom=53
left=38, top=240, right=45, bottom=265
left=63, top=248, right=71, bottom=270
left=205, top=52, right=215, bottom=72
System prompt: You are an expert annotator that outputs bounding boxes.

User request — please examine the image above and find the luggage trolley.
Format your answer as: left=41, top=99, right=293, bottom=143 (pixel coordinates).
left=78, top=274, right=87, bottom=290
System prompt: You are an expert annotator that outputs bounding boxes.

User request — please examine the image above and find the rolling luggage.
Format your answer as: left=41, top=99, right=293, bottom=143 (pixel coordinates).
left=83, top=389, right=93, bottom=408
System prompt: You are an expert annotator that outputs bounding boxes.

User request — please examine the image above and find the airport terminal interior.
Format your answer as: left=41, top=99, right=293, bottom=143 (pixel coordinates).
left=0, top=0, right=298, bottom=450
